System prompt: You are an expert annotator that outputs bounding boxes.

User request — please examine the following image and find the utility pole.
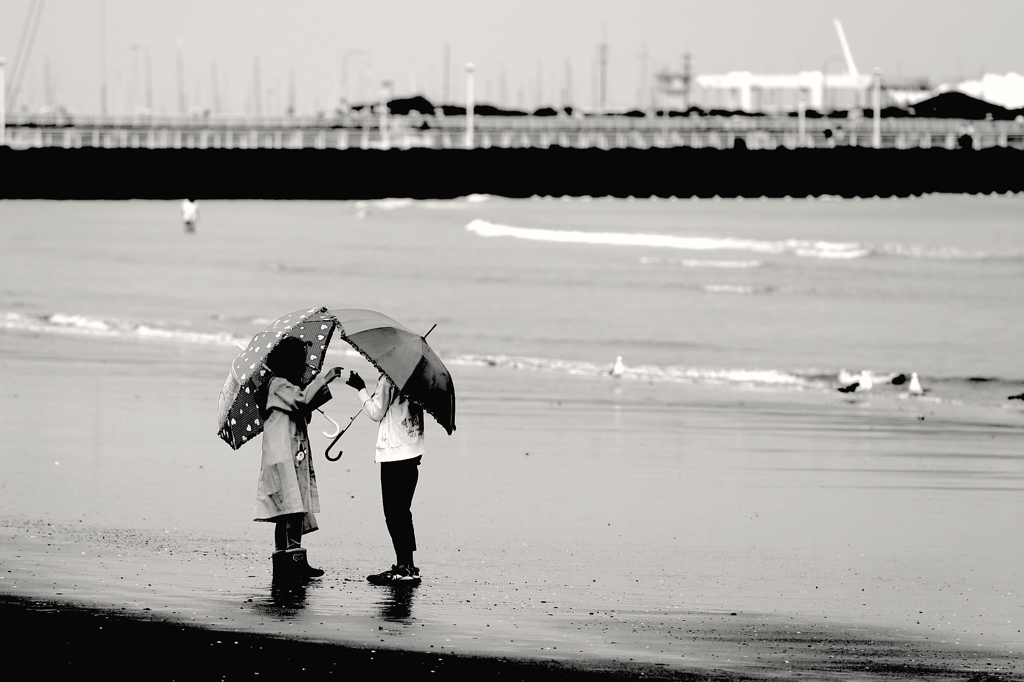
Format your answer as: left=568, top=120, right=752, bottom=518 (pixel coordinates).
left=100, top=0, right=107, bottom=115
left=379, top=80, right=390, bottom=148
left=211, top=62, right=221, bottom=114
left=536, top=59, right=543, bottom=109
left=253, top=56, right=262, bottom=116
left=637, top=42, right=648, bottom=110
left=176, top=36, right=186, bottom=114
left=1, top=58, right=6, bottom=145
left=341, top=49, right=363, bottom=110
left=465, top=63, right=475, bottom=148
left=598, top=39, right=607, bottom=112
left=682, top=53, right=692, bottom=109
left=872, top=67, right=882, bottom=148
left=288, top=67, right=296, bottom=116
left=131, top=44, right=152, bottom=112
left=564, top=56, right=573, bottom=110
left=499, top=64, right=507, bottom=108
left=44, top=54, right=53, bottom=108
left=443, top=43, right=450, bottom=103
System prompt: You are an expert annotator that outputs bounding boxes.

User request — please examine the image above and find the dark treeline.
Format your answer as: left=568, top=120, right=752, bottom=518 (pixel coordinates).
left=358, top=90, right=1024, bottom=120
left=3, top=146, right=1021, bottom=200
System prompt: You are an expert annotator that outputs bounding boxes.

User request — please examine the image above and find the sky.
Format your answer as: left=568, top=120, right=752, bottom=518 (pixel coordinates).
left=2, top=0, right=1022, bottom=115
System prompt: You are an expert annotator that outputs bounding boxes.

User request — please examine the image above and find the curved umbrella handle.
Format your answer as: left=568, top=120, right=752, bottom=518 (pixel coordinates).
left=325, top=409, right=361, bottom=462
left=319, top=410, right=341, bottom=438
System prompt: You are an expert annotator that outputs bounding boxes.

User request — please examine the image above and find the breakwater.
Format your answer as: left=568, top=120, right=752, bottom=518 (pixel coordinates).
left=2, top=146, right=1021, bottom=200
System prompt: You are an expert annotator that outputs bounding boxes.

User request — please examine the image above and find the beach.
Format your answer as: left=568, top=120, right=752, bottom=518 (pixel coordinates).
left=1, top=197, right=1023, bottom=679
left=2, top=330, right=1022, bottom=679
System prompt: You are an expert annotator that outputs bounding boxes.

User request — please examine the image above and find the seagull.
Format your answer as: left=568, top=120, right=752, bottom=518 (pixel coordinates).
left=908, top=372, right=925, bottom=396
left=609, top=356, right=625, bottom=378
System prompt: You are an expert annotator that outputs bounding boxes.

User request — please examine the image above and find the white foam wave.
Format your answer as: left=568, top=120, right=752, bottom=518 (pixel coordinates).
left=877, top=243, right=1022, bottom=260
left=2, top=312, right=246, bottom=347
left=701, top=284, right=775, bottom=295
left=640, top=257, right=763, bottom=269
left=448, top=353, right=816, bottom=389
left=466, top=220, right=870, bottom=260
left=356, top=194, right=493, bottom=212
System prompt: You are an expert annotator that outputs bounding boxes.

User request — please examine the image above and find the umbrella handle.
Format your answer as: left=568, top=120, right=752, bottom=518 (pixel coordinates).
left=325, top=410, right=361, bottom=462
left=319, top=410, right=341, bottom=438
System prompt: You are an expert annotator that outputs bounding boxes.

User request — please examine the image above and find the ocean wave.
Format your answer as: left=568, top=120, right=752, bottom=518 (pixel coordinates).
left=876, top=243, right=1024, bottom=261
left=2, top=311, right=247, bottom=347
left=466, top=220, right=1024, bottom=262
left=466, top=220, right=871, bottom=260
left=355, top=194, right=493, bottom=212
left=640, top=257, right=764, bottom=268
left=448, top=353, right=817, bottom=389
left=701, top=284, right=776, bottom=295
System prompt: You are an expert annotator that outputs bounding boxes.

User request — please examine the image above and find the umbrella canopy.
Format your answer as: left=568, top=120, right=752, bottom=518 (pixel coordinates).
left=330, top=308, right=456, bottom=435
left=217, top=306, right=337, bottom=450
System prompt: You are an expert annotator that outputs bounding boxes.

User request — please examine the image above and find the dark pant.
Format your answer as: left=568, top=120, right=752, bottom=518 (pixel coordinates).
left=381, top=456, right=421, bottom=566
left=274, top=513, right=304, bottom=551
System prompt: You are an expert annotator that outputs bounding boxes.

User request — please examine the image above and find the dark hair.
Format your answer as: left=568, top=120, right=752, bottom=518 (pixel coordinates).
left=257, top=336, right=309, bottom=418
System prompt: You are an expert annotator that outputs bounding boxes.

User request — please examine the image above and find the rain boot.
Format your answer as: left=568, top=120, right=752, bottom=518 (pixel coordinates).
left=286, top=548, right=324, bottom=578
left=272, top=549, right=301, bottom=582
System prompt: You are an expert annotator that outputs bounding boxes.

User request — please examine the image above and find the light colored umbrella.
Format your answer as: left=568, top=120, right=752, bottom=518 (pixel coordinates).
left=330, top=308, right=456, bottom=435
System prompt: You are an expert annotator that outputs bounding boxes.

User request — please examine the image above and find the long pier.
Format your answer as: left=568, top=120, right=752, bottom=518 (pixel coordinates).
left=4, top=112, right=1023, bottom=151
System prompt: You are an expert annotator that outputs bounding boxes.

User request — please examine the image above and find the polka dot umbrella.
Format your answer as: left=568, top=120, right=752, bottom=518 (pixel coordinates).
left=217, top=306, right=338, bottom=450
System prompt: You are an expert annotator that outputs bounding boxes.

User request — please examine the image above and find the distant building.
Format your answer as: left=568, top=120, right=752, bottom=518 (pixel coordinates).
left=655, top=19, right=878, bottom=113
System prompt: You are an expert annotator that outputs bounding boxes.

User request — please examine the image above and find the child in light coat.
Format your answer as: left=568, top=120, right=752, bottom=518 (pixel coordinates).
left=256, top=336, right=343, bottom=579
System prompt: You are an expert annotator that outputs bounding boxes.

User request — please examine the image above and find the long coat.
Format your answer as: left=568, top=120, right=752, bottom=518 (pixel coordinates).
left=253, top=374, right=331, bottom=532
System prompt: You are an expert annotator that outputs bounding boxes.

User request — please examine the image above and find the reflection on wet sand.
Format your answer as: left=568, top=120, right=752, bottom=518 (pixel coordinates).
left=249, top=579, right=309, bottom=618
left=375, top=584, right=418, bottom=623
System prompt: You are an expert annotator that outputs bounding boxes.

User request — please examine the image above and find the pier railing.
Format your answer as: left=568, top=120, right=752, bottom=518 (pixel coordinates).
left=3, top=112, right=1023, bottom=151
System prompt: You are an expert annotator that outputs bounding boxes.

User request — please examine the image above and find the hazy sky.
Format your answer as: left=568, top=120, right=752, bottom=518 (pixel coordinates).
left=2, top=0, right=1022, bottom=115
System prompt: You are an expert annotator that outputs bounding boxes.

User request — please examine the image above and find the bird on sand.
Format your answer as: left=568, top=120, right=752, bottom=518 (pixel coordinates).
left=1009, top=393, right=1024, bottom=401
left=837, top=382, right=860, bottom=393
left=609, top=356, right=624, bottom=378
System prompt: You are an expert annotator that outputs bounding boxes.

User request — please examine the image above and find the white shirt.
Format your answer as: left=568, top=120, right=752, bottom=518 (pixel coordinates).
left=358, top=377, right=425, bottom=463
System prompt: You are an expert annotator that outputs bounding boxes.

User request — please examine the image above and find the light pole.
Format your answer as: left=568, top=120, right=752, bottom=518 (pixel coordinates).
left=872, top=68, right=882, bottom=149
left=380, top=80, right=392, bottom=149
left=341, top=49, right=363, bottom=111
left=820, top=55, right=845, bottom=114
left=465, top=63, right=475, bottom=149
left=1, top=57, right=6, bottom=146
left=131, top=44, right=152, bottom=113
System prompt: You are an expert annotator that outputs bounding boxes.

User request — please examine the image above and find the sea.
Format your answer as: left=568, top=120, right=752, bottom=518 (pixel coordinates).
left=2, top=193, right=1022, bottom=411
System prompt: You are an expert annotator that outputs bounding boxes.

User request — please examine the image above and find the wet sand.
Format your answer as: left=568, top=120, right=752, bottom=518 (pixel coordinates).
left=1, top=330, right=1022, bottom=680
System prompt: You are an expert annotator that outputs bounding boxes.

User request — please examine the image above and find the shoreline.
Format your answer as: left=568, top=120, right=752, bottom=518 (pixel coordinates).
left=4, top=527, right=1019, bottom=681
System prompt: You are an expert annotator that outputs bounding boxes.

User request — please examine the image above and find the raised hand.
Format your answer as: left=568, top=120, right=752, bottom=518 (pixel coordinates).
left=345, top=371, right=366, bottom=391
